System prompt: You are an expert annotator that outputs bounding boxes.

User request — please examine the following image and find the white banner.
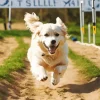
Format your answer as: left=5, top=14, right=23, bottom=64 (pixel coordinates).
left=0, top=0, right=9, bottom=8
left=83, top=0, right=100, bottom=11
left=0, top=0, right=100, bottom=11
left=0, top=0, right=79, bottom=8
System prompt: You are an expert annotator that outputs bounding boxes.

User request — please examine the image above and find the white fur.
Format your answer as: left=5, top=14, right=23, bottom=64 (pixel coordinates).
left=24, top=12, right=68, bottom=85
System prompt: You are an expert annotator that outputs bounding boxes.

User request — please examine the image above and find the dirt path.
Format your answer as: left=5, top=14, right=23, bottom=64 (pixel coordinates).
left=6, top=57, right=100, bottom=100
left=16, top=37, right=99, bottom=100
left=0, top=37, right=18, bottom=65
left=0, top=37, right=100, bottom=100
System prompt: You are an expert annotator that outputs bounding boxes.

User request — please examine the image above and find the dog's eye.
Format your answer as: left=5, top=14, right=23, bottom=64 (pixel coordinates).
left=44, top=33, right=49, bottom=37
left=55, top=33, right=59, bottom=37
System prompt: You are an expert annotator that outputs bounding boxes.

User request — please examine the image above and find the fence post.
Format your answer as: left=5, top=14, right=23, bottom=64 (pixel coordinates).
left=8, top=0, right=12, bottom=30
left=92, top=0, right=96, bottom=44
left=80, top=0, right=84, bottom=43
left=88, top=23, right=91, bottom=43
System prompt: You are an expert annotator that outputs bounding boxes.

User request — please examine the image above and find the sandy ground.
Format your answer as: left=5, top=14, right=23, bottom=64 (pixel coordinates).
left=67, top=40, right=100, bottom=68
left=0, top=37, right=18, bottom=65
left=0, top=37, right=100, bottom=100
left=6, top=56, right=100, bottom=100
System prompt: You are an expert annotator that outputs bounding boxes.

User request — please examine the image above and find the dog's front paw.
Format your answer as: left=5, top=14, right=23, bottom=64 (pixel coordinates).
left=37, top=74, right=48, bottom=81
left=31, top=66, right=48, bottom=81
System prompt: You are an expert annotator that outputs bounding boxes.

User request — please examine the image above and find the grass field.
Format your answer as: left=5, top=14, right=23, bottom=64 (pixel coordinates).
left=69, top=48, right=100, bottom=79
left=0, top=30, right=31, bottom=81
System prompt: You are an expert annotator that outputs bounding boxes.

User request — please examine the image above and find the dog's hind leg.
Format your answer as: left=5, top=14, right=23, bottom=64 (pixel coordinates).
left=51, top=65, right=67, bottom=85
left=55, top=65, right=67, bottom=77
left=51, top=72, right=60, bottom=85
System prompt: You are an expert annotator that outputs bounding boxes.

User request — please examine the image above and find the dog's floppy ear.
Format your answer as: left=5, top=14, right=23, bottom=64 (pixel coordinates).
left=56, top=17, right=67, bottom=35
left=24, top=12, right=43, bottom=33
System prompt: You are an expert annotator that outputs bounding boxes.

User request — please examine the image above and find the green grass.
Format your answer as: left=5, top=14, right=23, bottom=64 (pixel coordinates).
left=0, top=37, right=29, bottom=80
left=69, top=48, right=100, bottom=79
left=0, top=30, right=30, bottom=81
left=0, top=30, right=31, bottom=38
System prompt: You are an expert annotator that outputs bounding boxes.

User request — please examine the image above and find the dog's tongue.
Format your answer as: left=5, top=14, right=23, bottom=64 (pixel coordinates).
left=49, top=46, right=56, bottom=54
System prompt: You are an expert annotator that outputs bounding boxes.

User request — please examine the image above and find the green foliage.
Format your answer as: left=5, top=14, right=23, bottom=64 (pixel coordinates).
left=67, top=22, right=80, bottom=35
left=0, top=33, right=4, bottom=40
left=97, top=17, right=100, bottom=23
left=69, top=48, right=100, bottom=79
left=0, top=18, right=4, bottom=23
left=0, top=8, right=100, bottom=24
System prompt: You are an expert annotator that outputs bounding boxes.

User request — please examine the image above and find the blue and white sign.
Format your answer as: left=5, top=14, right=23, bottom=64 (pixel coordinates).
left=0, top=0, right=79, bottom=8
left=83, top=0, right=100, bottom=11
left=0, top=0, right=100, bottom=11
left=0, top=0, right=9, bottom=7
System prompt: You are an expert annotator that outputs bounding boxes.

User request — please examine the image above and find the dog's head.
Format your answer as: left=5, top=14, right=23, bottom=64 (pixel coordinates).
left=24, top=13, right=67, bottom=55
left=36, top=17, right=67, bottom=54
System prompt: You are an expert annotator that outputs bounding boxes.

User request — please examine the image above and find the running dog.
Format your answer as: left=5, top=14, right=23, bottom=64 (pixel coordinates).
left=24, top=12, right=68, bottom=85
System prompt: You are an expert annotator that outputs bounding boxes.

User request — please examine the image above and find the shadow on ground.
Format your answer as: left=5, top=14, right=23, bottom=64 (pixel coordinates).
left=58, top=77, right=100, bottom=93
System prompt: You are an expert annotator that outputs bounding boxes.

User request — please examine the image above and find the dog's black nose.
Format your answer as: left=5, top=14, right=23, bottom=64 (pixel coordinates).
left=51, top=40, right=56, bottom=44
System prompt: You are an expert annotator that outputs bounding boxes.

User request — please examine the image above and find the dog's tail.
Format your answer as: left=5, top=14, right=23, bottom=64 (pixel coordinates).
left=24, top=12, right=43, bottom=33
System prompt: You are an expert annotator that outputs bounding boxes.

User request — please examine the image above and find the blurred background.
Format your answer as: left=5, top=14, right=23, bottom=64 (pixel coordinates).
left=0, top=8, right=100, bottom=30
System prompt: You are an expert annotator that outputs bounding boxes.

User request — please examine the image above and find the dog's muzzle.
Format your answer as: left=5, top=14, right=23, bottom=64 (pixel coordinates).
left=43, top=43, right=59, bottom=54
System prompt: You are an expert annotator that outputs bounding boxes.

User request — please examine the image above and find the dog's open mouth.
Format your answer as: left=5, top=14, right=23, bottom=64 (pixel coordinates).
left=48, top=46, right=57, bottom=54
left=43, top=43, right=59, bottom=54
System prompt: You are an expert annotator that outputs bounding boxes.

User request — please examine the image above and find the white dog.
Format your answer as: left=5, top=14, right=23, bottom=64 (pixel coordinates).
left=24, top=12, right=68, bottom=85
